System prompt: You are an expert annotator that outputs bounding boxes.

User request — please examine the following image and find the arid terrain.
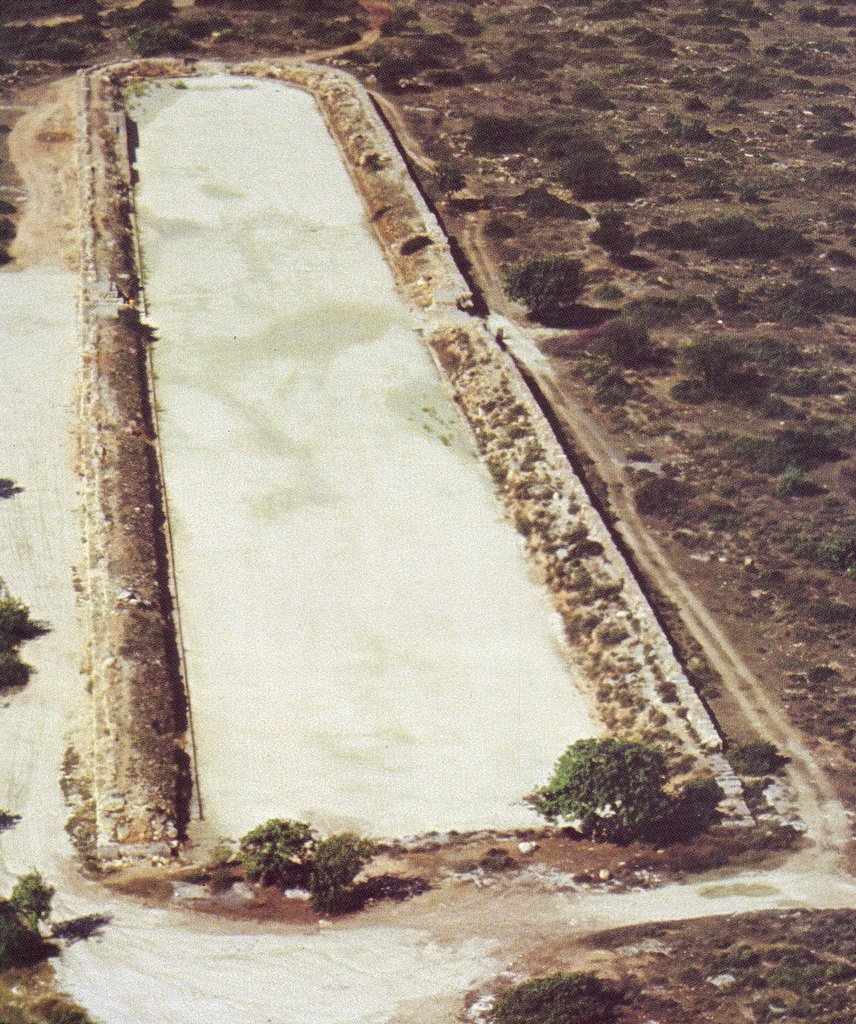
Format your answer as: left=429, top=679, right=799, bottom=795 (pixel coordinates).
left=0, top=2, right=853, bottom=1024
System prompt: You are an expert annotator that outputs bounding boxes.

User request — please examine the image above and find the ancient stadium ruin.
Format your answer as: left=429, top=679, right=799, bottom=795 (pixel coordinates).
left=75, top=59, right=744, bottom=862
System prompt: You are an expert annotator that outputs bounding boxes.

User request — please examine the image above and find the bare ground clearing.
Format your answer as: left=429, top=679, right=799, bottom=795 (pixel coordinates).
left=7, top=77, right=78, bottom=270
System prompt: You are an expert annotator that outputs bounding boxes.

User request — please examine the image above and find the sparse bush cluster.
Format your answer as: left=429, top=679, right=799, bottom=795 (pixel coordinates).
left=238, top=819, right=377, bottom=914
left=640, top=215, right=811, bottom=261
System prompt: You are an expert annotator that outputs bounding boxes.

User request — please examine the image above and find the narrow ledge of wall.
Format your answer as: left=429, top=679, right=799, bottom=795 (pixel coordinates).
left=77, top=66, right=190, bottom=865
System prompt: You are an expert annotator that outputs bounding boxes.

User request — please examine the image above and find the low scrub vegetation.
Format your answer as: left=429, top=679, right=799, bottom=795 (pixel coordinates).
left=238, top=819, right=377, bottom=914
left=492, top=972, right=620, bottom=1024
left=503, top=255, right=585, bottom=320
left=640, top=214, right=811, bottom=261
left=726, top=740, right=784, bottom=776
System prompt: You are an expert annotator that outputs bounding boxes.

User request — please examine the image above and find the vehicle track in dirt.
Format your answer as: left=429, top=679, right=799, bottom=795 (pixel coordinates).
left=392, top=116, right=853, bottom=873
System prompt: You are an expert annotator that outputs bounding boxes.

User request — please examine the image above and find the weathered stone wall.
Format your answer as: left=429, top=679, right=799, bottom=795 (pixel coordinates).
left=76, top=67, right=188, bottom=861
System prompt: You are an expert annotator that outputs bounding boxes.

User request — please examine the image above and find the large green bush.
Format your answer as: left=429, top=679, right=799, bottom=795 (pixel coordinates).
left=504, top=256, right=585, bottom=318
left=238, top=819, right=315, bottom=885
left=309, top=833, right=378, bottom=914
left=530, top=738, right=672, bottom=841
left=558, top=150, right=643, bottom=201
left=492, top=972, right=619, bottom=1024
left=126, top=23, right=191, bottom=56
left=725, top=740, right=784, bottom=776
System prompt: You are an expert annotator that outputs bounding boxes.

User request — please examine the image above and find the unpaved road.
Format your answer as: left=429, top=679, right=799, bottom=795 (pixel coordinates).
left=0, top=73, right=852, bottom=1024
left=7, top=78, right=78, bottom=269
left=446, top=169, right=853, bottom=872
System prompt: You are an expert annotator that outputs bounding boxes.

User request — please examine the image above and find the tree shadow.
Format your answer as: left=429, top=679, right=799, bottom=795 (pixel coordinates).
left=335, top=875, right=432, bottom=914
left=537, top=304, right=618, bottom=328
left=0, top=478, right=22, bottom=499
left=0, top=810, right=21, bottom=832
left=50, top=914, right=113, bottom=944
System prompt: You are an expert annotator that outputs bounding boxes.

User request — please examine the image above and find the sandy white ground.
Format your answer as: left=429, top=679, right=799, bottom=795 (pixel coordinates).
left=130, top=76, right=597, bottom=841
left=0, top=268, right=85, bottom=878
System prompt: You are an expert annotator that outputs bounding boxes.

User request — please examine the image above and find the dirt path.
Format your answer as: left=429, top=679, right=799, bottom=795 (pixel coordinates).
left=401, top=145, right=854, bottom=870
left=7, top=78, right=79, bottom=270
left=369, top=91, right=438, bottom=176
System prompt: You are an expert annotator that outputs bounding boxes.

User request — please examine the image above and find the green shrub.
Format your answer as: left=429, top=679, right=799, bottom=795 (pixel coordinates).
left=623, top=294, right=713, bottom=325
left=678, top=776, right=724, bottom=827
left=571, top=82, right=614, bottom=110
left=238, top=819, right=315, bottom=885
left=634, top=473, right=694, bottom=515
left=591, top=209, right=634, bottom=256
left=764, top=271, right=856, bottom=320
left=504, top=256, right=585, bottom=318
left=680, top=334, right=745, bottom=397
left=730, top=428, right=841, bottom=474
left=530, top=738, right=672, bottom=841
left=492, top=972, right=620, bottom=1024
left=10, top=871, right=54, bottom=931
left=471, top=114, right=531, bottom=153
left=517, top=187, right=590, bottom=220
left=558, top=150, right=643, bottom=201
left=725, top=740, right=784, bottom=776
left=776, top=466, right=822, bottom=497
left=432, top=161, right=465, bottom=194
left=381, top=4, right=417, bottom=35
left=597, top=318, right=652, bottom=366
left=453, top=10, right=482, bottom=36
left=126, top=23, right=192, bottom=56
left=308, top=833, right=378, bottom=914
left=641, top=215, right=811, bottom=260
left=533, top=120, right=594, bottom=160
left=794, top=525, right=856, bottom=574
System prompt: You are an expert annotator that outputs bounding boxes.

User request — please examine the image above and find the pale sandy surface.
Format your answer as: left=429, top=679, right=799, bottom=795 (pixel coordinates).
left=131, top=76, right=596, bottom=841
left=0, top=269, right=84, bottom=878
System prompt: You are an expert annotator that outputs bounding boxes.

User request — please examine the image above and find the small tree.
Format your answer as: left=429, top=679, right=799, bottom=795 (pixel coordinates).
left=0, top=901, right=46, bottom=970
left=309, top=833, right=378, bottom=914
left=238, top=819, right=315, bottom=886
left=530, top=738, right=672, bottom=842
left=681, top=334, right=744, bottom=395
left=597, top=319, right=653, bottom=367
left=492, top=972, right=620, bottom=1024
left=433, top=161, right=465, bottom=194
left=591, top=209, right=635, bottom=256
left=504, top=256, right=585, bottom=319
left=10, top=871, right=54, bottom=932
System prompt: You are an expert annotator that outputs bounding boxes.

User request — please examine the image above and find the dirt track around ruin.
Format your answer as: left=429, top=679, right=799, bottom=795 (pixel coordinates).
left=446, top=161, right=854, bottom=875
